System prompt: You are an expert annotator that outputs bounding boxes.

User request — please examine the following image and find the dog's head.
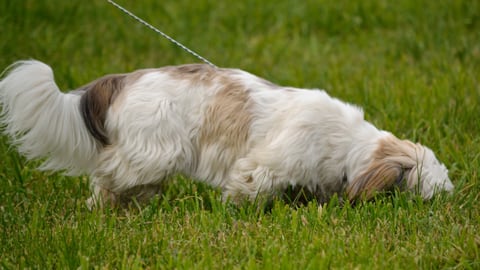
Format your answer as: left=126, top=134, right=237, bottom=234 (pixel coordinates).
left=347, top=135, right=453, bottom=201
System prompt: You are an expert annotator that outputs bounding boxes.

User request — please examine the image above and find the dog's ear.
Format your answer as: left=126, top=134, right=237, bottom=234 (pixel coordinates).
left=347, top=136, right=423, bottom=202
left=347, top=159, right=406, bottom=202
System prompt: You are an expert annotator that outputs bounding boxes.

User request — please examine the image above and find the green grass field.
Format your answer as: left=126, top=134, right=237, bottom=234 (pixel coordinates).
left=1, top=0, right=479, bottom=269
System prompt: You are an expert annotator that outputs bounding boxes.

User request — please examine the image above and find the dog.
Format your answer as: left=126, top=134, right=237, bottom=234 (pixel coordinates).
left=0, top=60, right=454, bottom=208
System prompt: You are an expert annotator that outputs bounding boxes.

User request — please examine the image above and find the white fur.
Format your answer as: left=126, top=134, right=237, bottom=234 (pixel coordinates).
left=0, top=60, right=453, bottom=207
left=0, top=61, right=98, bottom=175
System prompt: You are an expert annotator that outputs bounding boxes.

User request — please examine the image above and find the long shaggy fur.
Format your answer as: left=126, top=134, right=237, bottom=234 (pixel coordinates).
left=0, top=61, right=98, bottom=174
left=0, top=60, right=454, bottom=207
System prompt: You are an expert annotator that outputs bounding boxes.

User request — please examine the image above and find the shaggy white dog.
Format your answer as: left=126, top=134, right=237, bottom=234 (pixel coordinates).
left=0, top=60, right=453, bottom=207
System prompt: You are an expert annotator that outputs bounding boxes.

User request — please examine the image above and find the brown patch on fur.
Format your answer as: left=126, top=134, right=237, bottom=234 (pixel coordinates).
left=347, top=136, right=419, bottom=201
left=80, top=74, right=126, bottom=145
left=163, top=64, right=217, bottom=83
left=199, top=81, right=252, bottom=154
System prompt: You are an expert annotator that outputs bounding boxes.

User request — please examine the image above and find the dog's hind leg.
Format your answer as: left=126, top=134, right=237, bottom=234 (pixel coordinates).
left=86, top=144, right=169, bottom=209
left=87, top=178, right=164, bottom=209
left=85, top=96, right=195, bottom=208
left=86, top=181, right=118, bottom=209
left=87, top=119, right=193, bottom=208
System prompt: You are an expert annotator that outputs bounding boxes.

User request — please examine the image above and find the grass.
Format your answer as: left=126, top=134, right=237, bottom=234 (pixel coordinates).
left=0, top=0, right=479, bottom=268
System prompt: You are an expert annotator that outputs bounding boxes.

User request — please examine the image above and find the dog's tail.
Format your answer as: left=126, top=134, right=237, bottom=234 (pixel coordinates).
left=0, top=60, right=101, bottom=175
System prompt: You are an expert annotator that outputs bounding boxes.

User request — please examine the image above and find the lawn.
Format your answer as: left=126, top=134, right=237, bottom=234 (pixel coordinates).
left=0, top=0, right=479, bottom=269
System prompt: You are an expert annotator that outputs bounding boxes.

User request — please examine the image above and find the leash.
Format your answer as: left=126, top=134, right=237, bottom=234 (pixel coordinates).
left=106, top=0, right=217, bottom=68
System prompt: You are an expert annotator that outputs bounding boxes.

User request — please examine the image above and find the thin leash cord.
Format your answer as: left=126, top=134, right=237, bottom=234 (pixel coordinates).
left=106, top=0, right=217, bottom=68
